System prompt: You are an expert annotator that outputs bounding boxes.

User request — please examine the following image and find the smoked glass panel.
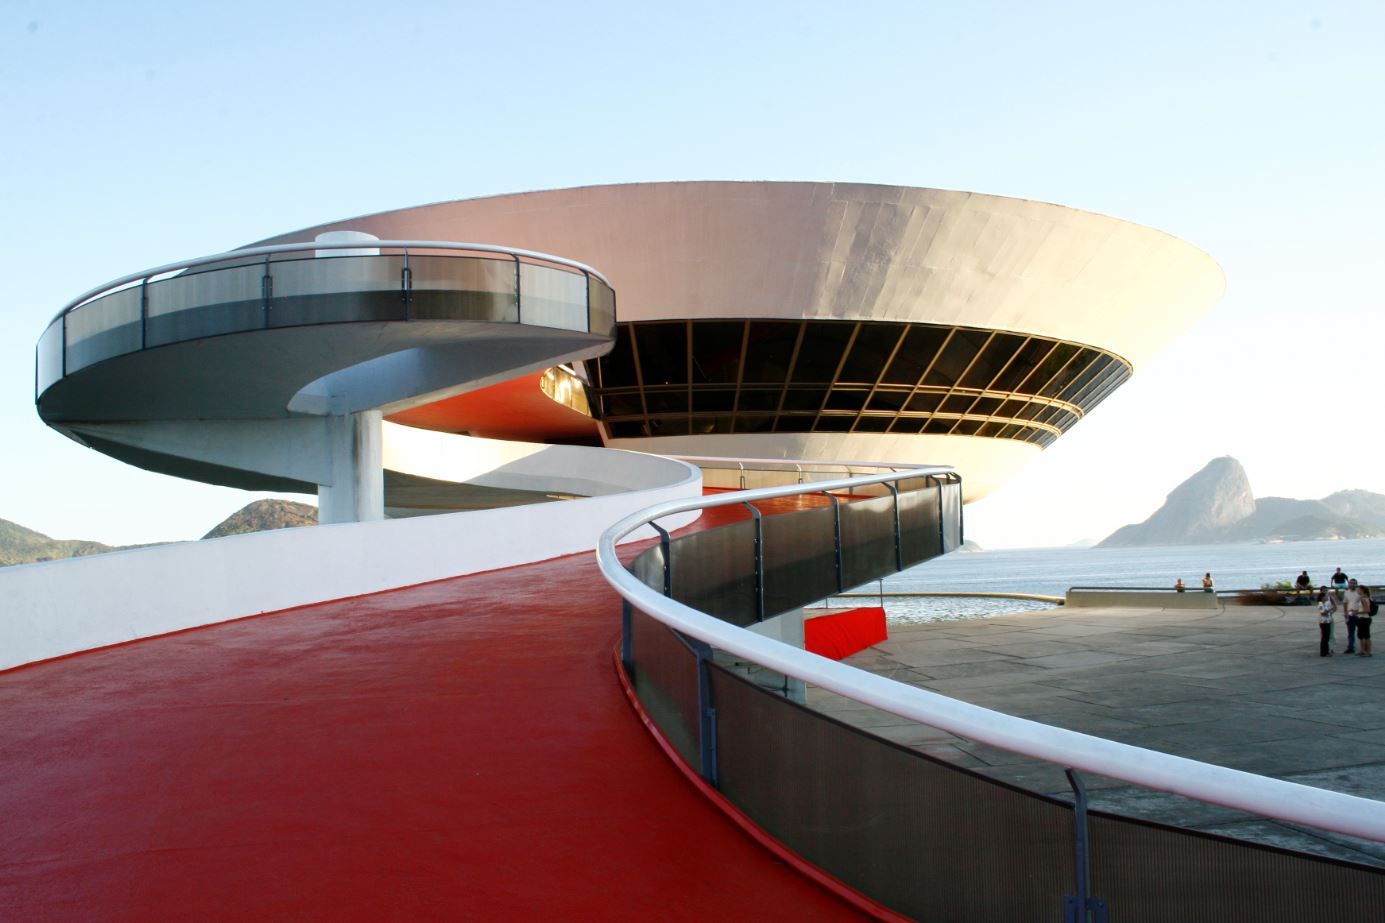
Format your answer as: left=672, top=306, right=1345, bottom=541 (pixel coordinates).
left=691, top=321, right=744, bottom=383
left=635, top=322, right=688, bottom=387
left=838, top=323, right=903, bottom=384
left=743, top=321, right=800, bottom=384
left=789, top=321, right=855, bottom=383
left=959, top=332, right=1022, bottom=389
left=881, top=325, right=948, bottom=385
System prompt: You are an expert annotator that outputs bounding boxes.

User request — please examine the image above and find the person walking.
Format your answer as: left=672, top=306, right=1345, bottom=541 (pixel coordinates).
left=1344, top=578, right=1361, bottom=654
left=1357, top=585, right=1375, bottom=657
left=1318, top=587, right=1337, bottom=657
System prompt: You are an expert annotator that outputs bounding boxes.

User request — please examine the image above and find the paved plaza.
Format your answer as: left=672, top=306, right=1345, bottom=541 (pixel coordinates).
left=807, top=602, right=1385, bottom=866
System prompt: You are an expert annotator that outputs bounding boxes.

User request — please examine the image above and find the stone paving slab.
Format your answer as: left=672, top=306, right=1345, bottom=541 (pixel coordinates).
left=805, top=602, right=1385, bottom=867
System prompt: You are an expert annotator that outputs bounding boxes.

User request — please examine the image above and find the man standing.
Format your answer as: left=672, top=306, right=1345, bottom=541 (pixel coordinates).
left=1344, top=578, right=1361, bottom=654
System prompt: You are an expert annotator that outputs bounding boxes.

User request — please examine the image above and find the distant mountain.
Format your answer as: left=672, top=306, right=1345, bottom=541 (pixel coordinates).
left=202, top=500, right=317, bottom=539
left=1099, top=457, right=1255, bottom=547
left=1, top=499, right=319, bottom=567
left=1098, top=458, right=1385, bottom=547
left=0, top=518, right=120, bottom=566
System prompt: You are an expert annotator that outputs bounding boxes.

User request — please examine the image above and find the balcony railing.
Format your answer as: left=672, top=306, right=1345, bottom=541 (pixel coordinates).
left=597, top=470, right=1385, bottom=921
left=36, top=241, right=616, bottom=398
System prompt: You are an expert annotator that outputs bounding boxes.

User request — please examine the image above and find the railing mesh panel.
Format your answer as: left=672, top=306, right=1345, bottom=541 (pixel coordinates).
left=628, top=607, right=700, bottom=767
left=1086, top=809, right=1385, bottom=922
left=668, top=519, right=758, bottom=626
left=709, top=665, right=1076, bottom=921
left=762, top=504, right=838, bottom=617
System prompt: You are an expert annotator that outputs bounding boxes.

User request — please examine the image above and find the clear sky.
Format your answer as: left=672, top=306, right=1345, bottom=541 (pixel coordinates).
left=2, top=1, right=1381, bottom=549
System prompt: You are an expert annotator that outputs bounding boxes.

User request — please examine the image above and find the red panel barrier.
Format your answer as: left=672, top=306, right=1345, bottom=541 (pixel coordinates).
left=803, top=607, right=888, bottom=660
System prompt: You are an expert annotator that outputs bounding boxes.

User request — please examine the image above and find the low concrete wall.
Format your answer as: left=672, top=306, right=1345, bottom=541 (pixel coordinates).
left=382, top=424, right=692, bottom=496
left=0, top=451, right=701, bottom=672
left=1065, top=589, right=1222, bottom=609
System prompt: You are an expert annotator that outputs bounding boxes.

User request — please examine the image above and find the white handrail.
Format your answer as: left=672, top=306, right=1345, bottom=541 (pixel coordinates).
left=54, top=240, right=610, bottom=320
left=595, top=470, right=1385, bottom=844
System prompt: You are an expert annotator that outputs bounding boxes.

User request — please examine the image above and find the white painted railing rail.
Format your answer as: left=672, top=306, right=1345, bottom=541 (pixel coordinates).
left=596, top=467, right=1385, bottom=844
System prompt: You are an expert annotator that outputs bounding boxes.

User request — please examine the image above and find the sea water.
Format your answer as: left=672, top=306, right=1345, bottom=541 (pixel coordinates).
left=835, top=537, right=1385, bottom=624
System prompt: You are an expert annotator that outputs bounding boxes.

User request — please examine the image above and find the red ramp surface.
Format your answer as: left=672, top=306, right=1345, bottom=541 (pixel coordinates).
left=0, top=549, right=860, bottom=920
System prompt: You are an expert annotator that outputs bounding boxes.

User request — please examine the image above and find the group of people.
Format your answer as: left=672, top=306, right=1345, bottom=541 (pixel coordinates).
left=1173, top=573, right=1215, bottom=593
left=1315, top=568, right=1376, bottom=657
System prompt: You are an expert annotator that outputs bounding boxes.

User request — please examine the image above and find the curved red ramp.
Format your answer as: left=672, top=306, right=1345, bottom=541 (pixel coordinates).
left=0, top=551, right=860, bottom=920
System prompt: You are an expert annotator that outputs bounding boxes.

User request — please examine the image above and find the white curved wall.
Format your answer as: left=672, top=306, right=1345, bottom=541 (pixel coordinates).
left=262, top=181, right=1226, bottom=368
left=610, top=431, right=1038, bottom=503
left=0, top=454, right=701, bottom=673
left=382, top=423, right=691, bottom=496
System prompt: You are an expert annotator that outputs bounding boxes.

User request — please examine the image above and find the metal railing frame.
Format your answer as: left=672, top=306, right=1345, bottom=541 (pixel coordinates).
left=596, top=471, right=1385, bottom=848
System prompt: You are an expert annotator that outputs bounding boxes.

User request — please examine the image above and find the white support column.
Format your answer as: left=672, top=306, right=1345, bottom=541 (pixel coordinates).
left=318, top=410, right=384, bottom=524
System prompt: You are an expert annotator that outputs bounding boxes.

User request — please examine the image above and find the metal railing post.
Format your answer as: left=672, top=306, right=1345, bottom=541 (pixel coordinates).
left=621, top=599, right=633, bottom=668
left=691, top=637, right=718, bottom=785
left=743, top=501, right=765, bottom=621
left=139, top=278, right=149, bottom=350
left=888, top=481, right=903, bottom=571
left=583, top=269, right=591, bottom=332
left=260, top=254, right=273, bottom=326
left=827, top=491, right=843, bottom=592
left=936, top=475, right=945, bottom=555
left=513, top=254, right=522, bottom=324
left=1064, top=769, right=1108, bottom=923
left=649, top=521, right=672, bottom=597
left=401, top=248, right=412, bottom=319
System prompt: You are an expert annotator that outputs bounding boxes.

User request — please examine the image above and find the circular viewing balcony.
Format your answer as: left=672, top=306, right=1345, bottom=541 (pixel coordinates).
left=35, top=240, right=617, bottom=500
left=38, top=241, right=615, bottom=409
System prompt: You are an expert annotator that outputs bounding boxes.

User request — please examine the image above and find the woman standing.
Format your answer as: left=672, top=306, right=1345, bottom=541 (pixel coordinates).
left=1357, top=586, right=1374, bottom=657
left=1318, top=587, right=1337, bottom=657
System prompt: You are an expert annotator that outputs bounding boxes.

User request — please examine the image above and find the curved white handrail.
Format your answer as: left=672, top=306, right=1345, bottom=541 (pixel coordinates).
left=596, top=470, right=1385, bottom=844
left=55, top=240, right=610, bottom=320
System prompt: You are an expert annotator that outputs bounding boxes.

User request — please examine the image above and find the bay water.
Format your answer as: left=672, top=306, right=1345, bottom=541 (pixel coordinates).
left=835, top=537, right=1385, bottom=623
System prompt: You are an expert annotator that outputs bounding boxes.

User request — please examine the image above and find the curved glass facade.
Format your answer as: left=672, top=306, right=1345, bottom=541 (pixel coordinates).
left=590, top=319, right=1131, bottom=447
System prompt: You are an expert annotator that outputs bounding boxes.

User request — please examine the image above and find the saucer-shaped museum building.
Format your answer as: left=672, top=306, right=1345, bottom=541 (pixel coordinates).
left=251, top=181, right=1225, bottom=503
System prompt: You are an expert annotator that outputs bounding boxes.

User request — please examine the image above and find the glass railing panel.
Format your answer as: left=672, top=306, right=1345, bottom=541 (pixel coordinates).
left=265, top=254, right=406, bottom=327
left=144, top=264, right=265, bottom=346
left=941, top=479, right=963, bottom=551
left=840, top=494, right=898, bottom=588
left=762, top=504, right=839, bottom=617
left=64, top=287, right=143, bottom=372
left=408, top=255, right=517, bottom=323
left=628, top=607, right=701, bottom=766
left=588, top=277, right=616, bottom=337
left=36, top=319, right=65, bottom=394
left=519, top=263, right=588, bottom=332
left=898, top=480, right=942, bottom=566
left=668, top=519, right=759, bottom=627
left=629, top=542, right=668, bottom=594
left=709, top=665, right=1076, bottom=920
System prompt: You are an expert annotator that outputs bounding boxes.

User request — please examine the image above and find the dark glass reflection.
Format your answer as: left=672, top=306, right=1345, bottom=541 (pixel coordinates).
left=592, top=318, right=1130, bottom=448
